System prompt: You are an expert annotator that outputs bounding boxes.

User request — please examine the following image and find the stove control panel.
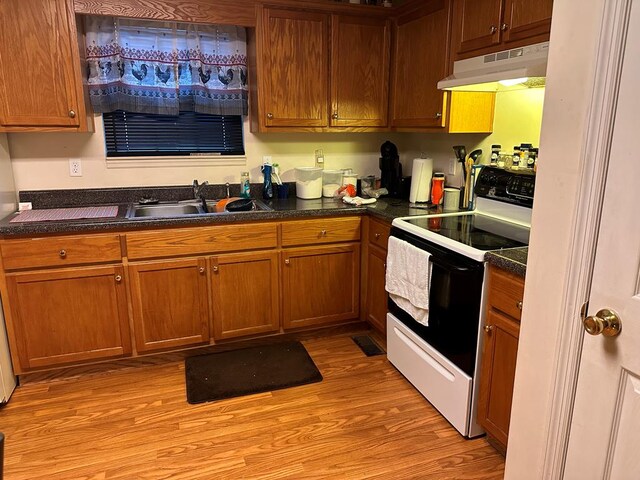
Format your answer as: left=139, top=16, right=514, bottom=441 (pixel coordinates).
left=474, top=166, right=535, bottom=207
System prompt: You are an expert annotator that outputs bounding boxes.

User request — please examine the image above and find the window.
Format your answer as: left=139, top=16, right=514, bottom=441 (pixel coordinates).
left=103, top=111, right=245, bottom=157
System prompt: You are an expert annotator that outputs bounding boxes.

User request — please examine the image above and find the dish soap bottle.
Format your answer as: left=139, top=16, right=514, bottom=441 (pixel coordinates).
left=261, top=163, right=273, bottom=199
left=240, top=171, right=251, bottom=198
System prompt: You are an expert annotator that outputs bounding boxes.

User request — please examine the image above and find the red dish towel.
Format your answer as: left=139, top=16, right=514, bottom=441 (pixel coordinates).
left=10, top=206, right=119, bottom=223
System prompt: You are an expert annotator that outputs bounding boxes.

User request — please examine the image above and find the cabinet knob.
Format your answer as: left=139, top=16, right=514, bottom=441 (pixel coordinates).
left=285, top=259, right=290, bottom=265
left=266, top=113, right=274, bottom=120
left=59, top=249, right=67, bottom=258
left=516, top=301, right=523, bottom=310
left=212, top=265, right=219, bottom=273
left=501, top=23, right=509, bottom=31
left=332, top=112, right=339, bottom=120
left=115, top=275, right=122, bottom=283
left=321, top=229, right=327, bottom=236
left=374, top=233, right=381, bottom=239
left=435, top=112, right=442, bottom=119
left=484, top=325, right=493, bottom=333
left=68, top=110, right=76, bottom=118
left=490, top=25, right=498, bottom=34
left=199, top=267, right=206, bottom=274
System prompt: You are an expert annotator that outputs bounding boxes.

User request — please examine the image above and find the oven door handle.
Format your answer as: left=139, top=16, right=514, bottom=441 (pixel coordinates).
left=430, top=257, right=475, bottom=272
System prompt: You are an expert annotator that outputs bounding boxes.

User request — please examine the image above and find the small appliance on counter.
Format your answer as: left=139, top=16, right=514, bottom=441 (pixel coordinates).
left=379, top=141, right=403, bottom=198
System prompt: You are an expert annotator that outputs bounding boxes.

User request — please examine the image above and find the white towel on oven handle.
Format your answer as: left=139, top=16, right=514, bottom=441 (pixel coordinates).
left=385, top=236, right=433, bottom=326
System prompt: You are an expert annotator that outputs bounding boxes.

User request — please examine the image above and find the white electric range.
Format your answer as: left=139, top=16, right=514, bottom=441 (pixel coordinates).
left=386, top=166, right=534, bottom=438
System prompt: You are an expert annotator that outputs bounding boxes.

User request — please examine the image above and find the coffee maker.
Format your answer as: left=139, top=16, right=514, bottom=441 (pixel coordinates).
left=379, top=141, right=403, bottom=198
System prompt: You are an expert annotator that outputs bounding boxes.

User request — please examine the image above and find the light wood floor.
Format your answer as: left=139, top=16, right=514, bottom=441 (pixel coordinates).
left=0, top=334, right=505, bottom=479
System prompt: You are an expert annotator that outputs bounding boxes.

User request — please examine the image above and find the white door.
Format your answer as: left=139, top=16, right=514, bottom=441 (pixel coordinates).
left=563, top=2, right=640, bottom=478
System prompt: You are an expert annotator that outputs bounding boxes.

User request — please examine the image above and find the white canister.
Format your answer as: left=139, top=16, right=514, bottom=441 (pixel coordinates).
left=342, top=174, right=358, bottom=187
left=443, top=187, right=461, bottom=211
left=295, top=167, right=323, bottom=199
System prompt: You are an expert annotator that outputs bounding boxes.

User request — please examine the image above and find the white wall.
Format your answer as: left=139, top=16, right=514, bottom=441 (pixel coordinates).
left=6, top=89, right=544, bottom=193
left=504, top=0, right=606, bottom=478
left=0, top=134, right=17, bottom=215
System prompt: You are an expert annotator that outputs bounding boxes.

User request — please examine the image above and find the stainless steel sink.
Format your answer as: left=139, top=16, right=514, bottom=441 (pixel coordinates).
left=127, top=203, right=204, bottom=218
left=125, top=200, right=272, bottom=219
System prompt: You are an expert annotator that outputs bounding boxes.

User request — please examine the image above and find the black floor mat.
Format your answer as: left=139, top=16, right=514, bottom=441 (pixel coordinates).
left=185, top=341, right=323, bottom=405
left=351, top=335, right=385, bottom=356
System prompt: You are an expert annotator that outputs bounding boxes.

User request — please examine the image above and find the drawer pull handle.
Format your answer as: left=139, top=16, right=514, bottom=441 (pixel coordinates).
left=484, top=325, right=493, bottom=333
left=212, top=266, right=219, bottom=273
left=516, top=301, right=523, bottom=310
left=374, top=233, right=381, bottom=239
left=285, top=259, right=290, bottom=265
left=199, top=267, right=206, bottom=274
left=115, top=275, right=122, bottom=283
left=59, top=249, right=67, bottom=258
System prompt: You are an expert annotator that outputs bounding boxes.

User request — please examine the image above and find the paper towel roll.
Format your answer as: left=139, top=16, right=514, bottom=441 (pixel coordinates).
left=409, top=158, right=433, bottom=203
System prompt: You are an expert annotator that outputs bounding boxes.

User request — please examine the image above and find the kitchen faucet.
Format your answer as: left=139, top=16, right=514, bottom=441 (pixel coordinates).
left=192, top=180, right=209, bottom=212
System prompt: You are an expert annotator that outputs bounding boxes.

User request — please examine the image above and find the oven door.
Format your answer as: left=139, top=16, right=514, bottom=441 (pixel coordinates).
left=388, top=227, right=485, bottom=377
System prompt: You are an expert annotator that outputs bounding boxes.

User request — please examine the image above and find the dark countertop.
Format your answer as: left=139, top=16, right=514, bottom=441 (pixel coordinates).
left=485, top=247, right=528, bottom=278
left=0, top=187, right=442, bottom=237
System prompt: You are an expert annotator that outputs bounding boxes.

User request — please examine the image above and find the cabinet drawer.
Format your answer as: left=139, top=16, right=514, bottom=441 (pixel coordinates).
left=368, top=218, right=390, bottom=250
left=488, top=266, right=525, bottom=321
left=1, top=234, right=122, bottom=270
left=281, top=217, right=361, bottom=247
left=126, top=223, right=278, bottom=260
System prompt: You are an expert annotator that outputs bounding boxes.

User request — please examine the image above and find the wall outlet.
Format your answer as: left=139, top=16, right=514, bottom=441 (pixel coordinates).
left=262, top=155, right=272, bottom=165
left=448, top=158, right=457, bottom=176
left=69, top=158, right=82, bottom=177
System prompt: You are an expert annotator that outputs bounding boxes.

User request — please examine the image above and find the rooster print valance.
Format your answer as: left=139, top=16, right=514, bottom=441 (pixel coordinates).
left=85, top=17, right=248, bottom=116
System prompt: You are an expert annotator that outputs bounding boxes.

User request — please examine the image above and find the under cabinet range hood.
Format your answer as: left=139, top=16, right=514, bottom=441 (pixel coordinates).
left=438, top=42, right=549, bottom=91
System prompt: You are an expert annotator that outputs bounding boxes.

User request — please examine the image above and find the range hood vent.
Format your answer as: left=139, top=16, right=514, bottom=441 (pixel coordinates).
left=438, top=42, right=549, bottom=91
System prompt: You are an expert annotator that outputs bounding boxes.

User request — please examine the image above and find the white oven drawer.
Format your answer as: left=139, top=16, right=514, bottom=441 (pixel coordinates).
left=387, top=313, right=473, bottom=436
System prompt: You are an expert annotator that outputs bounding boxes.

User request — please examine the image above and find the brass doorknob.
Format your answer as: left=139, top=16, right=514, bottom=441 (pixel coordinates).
left=68, top=110, right=76, bottom=118
left=583, top=308, right=622, bottom=337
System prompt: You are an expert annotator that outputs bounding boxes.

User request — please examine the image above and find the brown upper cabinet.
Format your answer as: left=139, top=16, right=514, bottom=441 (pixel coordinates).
left=0, top=0, right=89, bottom=132
left=452, top=0, right=553, bottom=60
left=251, top=5, right=390, bottom=132
left=391, top=0, right=495, bottom=133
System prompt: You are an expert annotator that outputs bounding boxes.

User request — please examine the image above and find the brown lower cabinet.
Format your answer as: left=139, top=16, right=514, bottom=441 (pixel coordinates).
left=364, top=217, right=391, bottom=333
left=128, top=257, right=210, bottom=353
left=211, top=251, right=280, bottom=340
left=0, top=216, right=363, bottom=373
left=5, top=265, right=131, bottom=369
left=477, top=265, right=524, bottom=452
left=282, top=244, right=360, bottom=329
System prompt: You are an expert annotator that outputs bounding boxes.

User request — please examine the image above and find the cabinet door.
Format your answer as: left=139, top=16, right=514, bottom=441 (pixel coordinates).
left=331, top=15, right=390, bottom=127
left=477, top=309, right=520, bottom=447
left=211, top=251, right=280, bottom=340
left=366, top=244, right=388, bottom=333
left=282, top=244, right=360, bottom=329
left=260, top=8, right=329, bottom=128
left=455, top=0, right=503, bottom=54
left=0, top=0, right=84, bottom=129
left=129, top=258, right=210, bottom=353
left=391, top=0, right=449, bottom=128
left=6, top=265, right=131, bottom=371
left=502, top=0, right=553, bottom=45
